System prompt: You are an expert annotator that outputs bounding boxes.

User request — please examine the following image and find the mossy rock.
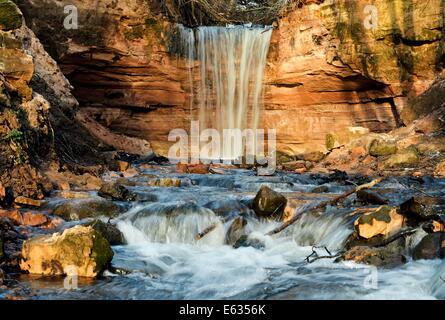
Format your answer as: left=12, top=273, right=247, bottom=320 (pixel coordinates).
left=54, top=198, right=121, bottom=221
left=0, top=0, right=22, bottom=31
left=369, top=140, right=397, bottom=157
left=381, top=147, right=420, bottom=169
left=20, top=226, right=113, bottom=277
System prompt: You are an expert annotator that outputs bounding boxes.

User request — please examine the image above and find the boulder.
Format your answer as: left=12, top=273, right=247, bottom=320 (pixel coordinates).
left=233, top=235, right=265, bottom=250
left=369, top=140, right=397, bottom=157
left=0, top=0, right=23, bottom=31
left=325, top=127, right=370, bottom=151
left=354, top=206, right=405, bottom=240
left=84, top=219, right=125, bottom=246
left=252, top=186, right=287, bottom=220
left=20, top=225, right=113, bottom=277
left=225, top=217, right=247, bottom=246
left=282, top=161, right=306, bottom=171
left=412, top=233, right=445, bottom=260
left=14, top=196, right=44, bottom=208
left=21, top=212, right=49, bottom=227
left=98, top=181, right=136, bottom=201
left=356, top=189, right=389, bottom=205
left=53, top=198, right=121, bottom=221
left=400, top=196, right=445, bottom=220
left=381, top=147, right=420, bottom=169
left=343, top=238, right=407, bottom=268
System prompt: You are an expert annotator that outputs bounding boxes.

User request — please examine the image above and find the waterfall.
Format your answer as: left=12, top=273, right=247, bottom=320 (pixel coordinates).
left=177, top=24, right=273, bottom=159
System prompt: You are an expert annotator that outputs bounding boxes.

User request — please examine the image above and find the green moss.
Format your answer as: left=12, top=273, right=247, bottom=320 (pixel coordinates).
left=326, top=133, right=336, bottom=151
left=91, top=231, right=113, bottom=274
left=358, top=206, right=394, bottom=225
left=0, top=0, right=22, bottom=31
left=123, top=25, right=145, bottom=41
left=3, top=128, right=23, bottom=143
left=369, top=140, right=398, bottom=157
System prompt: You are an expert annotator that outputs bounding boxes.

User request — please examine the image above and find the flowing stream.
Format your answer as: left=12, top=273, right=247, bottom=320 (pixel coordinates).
left=14, top=166, right=445, bottom=300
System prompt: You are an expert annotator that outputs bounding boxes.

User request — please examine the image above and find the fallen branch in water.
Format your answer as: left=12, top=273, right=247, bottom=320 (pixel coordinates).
left=266, top=177, right=385, bottom=236
left=370, top=228, right=417, bottom=248
left=305, top=246, right=345, bottom=264
left=195, top=216, right=232, bottom=240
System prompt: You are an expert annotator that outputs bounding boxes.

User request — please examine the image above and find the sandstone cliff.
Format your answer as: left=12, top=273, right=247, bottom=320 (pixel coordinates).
left=14, top=0, right=445, bottom=156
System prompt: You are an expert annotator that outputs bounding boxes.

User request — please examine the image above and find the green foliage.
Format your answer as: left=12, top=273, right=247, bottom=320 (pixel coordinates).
left=3, top=128, right=23, bottom=143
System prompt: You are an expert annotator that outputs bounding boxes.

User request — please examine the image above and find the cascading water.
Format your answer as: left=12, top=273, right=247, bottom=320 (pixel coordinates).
left=177, top=24, right=273, bottom=159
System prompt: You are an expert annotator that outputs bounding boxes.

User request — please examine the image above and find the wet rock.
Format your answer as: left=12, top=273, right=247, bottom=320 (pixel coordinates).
left=0, top=209, right=22, bottom=225
left=282, top=161, right=306, bottom=171
left=412, top=232, right=445, bottom=260
left=356, top=189, right=389, bottom=205
left=381, top=147, right=420, bottom=169
left=343, top=238, right=407, bottom=268
left=176, top=163, right=210, bottom=174
left=53, top=198, right=121, bottom=221
left=148, top=178, right=181, bottom=187
left=275, top=151, right=296, bottom=164
left=422, top=220, right=445, bottom=233
left=252, top=186, right=287, bottom=220
left=98, top=181, right=136, bottom=201
left=311, top=185, right=329, bottom=193
left=354, top=206, right=405, bottom=240
left=21, top=211, right=49, bottom=227
left=14, top=196, right=44, bottom=208
left=233, top=235, right=265, bottom=250
left=20, top=225, right=113, bottom=277
left=0, top=267, right=4, bottom=285
left=0, top=218, right=22, bottom=271
left=369, top=140, right=398, bottom=157
left=204, top=199, right=251, bottom=218
left=400, top=196, right=445, bottom=221
left=327, top=170, right=349, bottom=183
left=225, top=217, right=247, bottom=246
left=84, top=219, right=125, bottom=246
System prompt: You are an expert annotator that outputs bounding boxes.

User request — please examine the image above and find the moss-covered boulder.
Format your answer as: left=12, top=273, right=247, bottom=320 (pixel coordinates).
left=381, top=147, right=420, bottom=168
left=354, top=206, right=405, bottom=239
left=0, top=0, right=22, bottom=31
left=98, top=181, right=136, bottom=201
left=252, top=186, right=287, bottom=220
left=20, top=225, right=113, bottom=277
left=53, top=198, right=121, bottom=221
left=84, top=219, right=125, bottom=246
left=369, top=140, right=398, bottom=157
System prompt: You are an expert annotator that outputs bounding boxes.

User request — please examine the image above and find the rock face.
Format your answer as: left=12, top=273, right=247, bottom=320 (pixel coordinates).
left=20, top=225, right=113, bottom=277
left=0, top=1, right=110, bottom=202
left=15, top=0, right=445, bottom=156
